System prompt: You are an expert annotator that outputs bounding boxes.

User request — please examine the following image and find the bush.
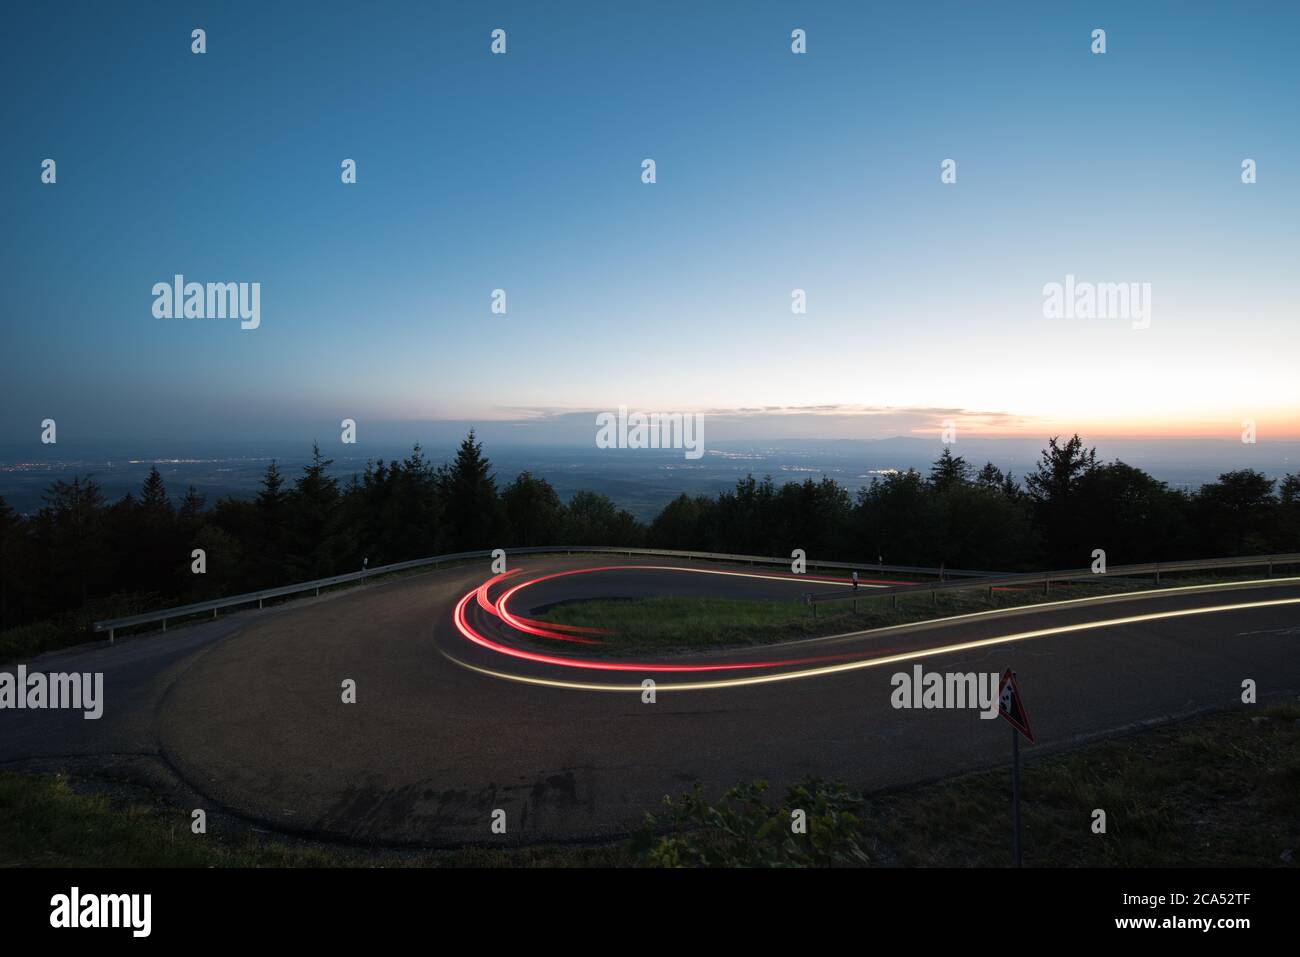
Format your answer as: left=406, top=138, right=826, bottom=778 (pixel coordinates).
left=632, top=777, right=871, bottom=867
left=0, top=592, right=162, bottom=662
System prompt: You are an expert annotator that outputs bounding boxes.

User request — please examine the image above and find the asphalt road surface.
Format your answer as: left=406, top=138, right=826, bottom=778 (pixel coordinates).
left=3, top=555, right=1299, bottom=845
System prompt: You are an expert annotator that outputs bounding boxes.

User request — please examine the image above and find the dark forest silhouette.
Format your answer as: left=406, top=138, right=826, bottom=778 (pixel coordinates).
left=2, top=431, right=1298, bottom=638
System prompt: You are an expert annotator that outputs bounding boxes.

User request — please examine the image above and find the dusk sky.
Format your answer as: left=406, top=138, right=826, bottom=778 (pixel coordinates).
left=3, top=1, right=1297, bottom=448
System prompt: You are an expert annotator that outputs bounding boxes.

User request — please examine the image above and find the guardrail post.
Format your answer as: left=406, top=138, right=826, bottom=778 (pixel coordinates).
left=891, top=594, right=898, bottom=610
left=1043, top=578, right=1049, bottom=596
left=1268, top=561, right=1273, bottom=577
left=315, top=586, right=320, bottom=597
left=258, top=598, right=263, bottom=609
left=987, top=586, right=993, bottom=603
left=213, top=608, right=218, bottom=619
left=109, top=628, right=114, bottom=645
left=162, top=619, right=167, bottom=632
left=1154, top=564, right=1160, bottom=585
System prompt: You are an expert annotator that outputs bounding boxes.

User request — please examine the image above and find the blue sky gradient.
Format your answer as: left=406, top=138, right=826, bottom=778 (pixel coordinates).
left=2, top=1, right=1297, bottom=448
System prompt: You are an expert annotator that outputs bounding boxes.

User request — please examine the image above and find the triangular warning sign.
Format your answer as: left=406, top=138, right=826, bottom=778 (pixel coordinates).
left=998, top=669, right=1034, bottom=742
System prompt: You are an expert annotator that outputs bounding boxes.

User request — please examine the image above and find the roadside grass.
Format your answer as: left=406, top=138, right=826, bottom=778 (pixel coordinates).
left=535, top=571, right=1290, bottom=656
left=2, top=706, right=1294, bottom=867
left=867, top=704, right=1300, bottom=867
left=0, top=772, right=630, bottom=868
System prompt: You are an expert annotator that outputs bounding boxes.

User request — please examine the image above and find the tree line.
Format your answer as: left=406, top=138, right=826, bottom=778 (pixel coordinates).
left=1, top=431, right=1297, bottom=635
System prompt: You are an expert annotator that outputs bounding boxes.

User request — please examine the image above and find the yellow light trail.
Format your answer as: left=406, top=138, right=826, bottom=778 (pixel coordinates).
left=770, top=575, right=1300, bottom=648
left=443, top=594, right=1300, bottom=693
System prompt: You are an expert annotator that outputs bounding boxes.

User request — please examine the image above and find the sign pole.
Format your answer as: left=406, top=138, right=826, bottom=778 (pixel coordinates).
left=997, top=667, right=1033, bottom=868
left=1012, top=724, right=1022, bottom=868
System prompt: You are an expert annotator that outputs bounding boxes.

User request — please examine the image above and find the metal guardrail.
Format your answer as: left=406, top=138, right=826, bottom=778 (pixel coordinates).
left=802, top=552, right=1300, bottom=612
left=93, top=547, right=1300, bottom=641
left=91, top=546, right=997, bottom=641
left=557, top=548, right=1000, bottom=579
